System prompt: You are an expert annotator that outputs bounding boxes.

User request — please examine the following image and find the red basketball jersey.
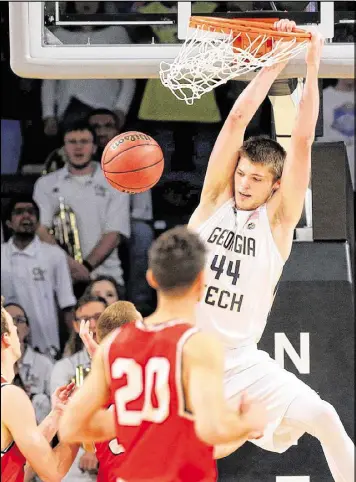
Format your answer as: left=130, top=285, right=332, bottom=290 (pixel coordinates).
left=95, top=402, right=125, bottom=482
left=1, top=378, right=26, bottom=482
left=105, top=320, right=217, bottom=482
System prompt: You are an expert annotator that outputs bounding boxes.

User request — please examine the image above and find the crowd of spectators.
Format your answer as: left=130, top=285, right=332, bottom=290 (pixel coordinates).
left=1, top=2, right=354, bottom=480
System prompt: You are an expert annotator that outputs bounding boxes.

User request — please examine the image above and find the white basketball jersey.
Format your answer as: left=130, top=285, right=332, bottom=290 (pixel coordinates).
left=195, top=198, right=284, bottom=349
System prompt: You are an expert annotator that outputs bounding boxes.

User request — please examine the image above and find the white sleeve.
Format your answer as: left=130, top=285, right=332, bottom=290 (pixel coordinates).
left=50, top=360, right=73, bottom=394
left=33, top=178, right=56, bottom=228
left=41, top=80, right=58, bottom=119
left=53, top=247, right=76, bottom=309
left=130, top=191, right=153, bottom=221
left=104, top=189, right=131, bottom=238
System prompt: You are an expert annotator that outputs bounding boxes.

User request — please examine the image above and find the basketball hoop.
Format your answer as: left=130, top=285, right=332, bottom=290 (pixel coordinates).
left=160, top=17, right=311, bottom=105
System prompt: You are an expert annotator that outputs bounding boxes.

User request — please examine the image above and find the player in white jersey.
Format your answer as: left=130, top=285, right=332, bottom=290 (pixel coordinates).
left=189, top=20, right=354, bottom=481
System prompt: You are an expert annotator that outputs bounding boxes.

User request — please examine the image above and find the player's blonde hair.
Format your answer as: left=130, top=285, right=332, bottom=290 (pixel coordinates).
left=238, top=136, right=286, bottom=180
left=97, top=301, right=139, bottom=342
left=1, top=296, right=10, bottom=337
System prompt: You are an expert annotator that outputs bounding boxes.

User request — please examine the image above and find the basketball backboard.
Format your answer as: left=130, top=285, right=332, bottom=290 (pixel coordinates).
left=9, top=1, right=355, bottom=80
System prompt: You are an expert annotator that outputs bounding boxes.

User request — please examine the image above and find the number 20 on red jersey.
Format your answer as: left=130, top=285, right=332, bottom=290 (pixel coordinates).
left=111, top=357, right=170, bottom=426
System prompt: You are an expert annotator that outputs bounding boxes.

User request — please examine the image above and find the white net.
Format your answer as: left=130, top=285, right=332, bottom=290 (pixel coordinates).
left=160, top=25, right=309, bottom=105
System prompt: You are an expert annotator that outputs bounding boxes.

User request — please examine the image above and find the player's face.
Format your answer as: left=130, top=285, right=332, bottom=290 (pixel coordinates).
left=64, top=129, right=97, bottom=169
left=74, top=301, right=106, bottom=342
left=234, top=157, right=280, bottom=211
left=2, top=310, right=22, bottom=361
left=7, top=203, right=38, bottom=235
left=5, top=305, right=29, bottom=350
left=91, top=280, right=119, bottom=306
left=89, top=114, right=118, bottom=149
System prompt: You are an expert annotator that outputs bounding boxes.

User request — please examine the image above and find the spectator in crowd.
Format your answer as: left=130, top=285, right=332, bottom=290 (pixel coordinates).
left=1, top=197, right=76, bottom=358
left=318, top=78, right=355, bottom=192
left=4, top=302, right=54, bottom=424
left=33, top=121, right=131, bottom=296
left=88, top=109, right=154, bottom=313
left=84, top=275, right=120, bottom=306
left=51, top=294, right=107, bottom=481
left=42, top=1, right=135, bottom=141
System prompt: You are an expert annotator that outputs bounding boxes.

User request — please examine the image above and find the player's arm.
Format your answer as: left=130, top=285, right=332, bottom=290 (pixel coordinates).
left=59, top=344, right=116, bottom=444
left=213, top=441, right=244, bottom=459
left=268, top=30, right=323, bottom=228
left=1, top=385, right=77, bottom=482
left=24, top=443, right=79, bottom=482
left=84, top=232, right=120, bottom=270
left=184, top=332, right=266, bottom=446
left=191, top=27, right=294, bottom=218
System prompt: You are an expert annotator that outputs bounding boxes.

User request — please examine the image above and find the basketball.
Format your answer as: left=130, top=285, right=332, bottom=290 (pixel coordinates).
left=101, top=131, right=164, bottom=193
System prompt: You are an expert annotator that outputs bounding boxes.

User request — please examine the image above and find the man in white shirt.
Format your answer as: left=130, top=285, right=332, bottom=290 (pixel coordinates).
left=33, top=121, right=131, bottom=294
left=1, top=197, right=76, bottom=356
left=88, top=109, right=154, bottom=312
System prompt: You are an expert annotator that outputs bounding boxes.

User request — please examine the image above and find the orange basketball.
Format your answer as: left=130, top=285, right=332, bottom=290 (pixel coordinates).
left=101, top=131, right=164, bottom=194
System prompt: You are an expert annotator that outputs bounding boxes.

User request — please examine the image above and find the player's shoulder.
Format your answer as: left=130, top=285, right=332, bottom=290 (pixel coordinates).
left=1, top=383, right=31, bottom=411
left=100, top=327, right=123, bottom=357
left=189, top=196, right=234, bottom=230
left=183, top=331, right=223, bottom=367
left=145, top=320, right=197, bottom=342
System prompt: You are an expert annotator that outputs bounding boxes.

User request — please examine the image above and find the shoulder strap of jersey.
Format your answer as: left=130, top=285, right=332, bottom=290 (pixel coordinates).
left=1, top=380, right=16, bottom=456
left=175, top=326, right=200, bottom=421
left=1, top=441, right=15, bottom=455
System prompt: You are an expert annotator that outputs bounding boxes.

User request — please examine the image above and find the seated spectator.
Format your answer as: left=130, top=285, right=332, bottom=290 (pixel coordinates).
left=88, top=109, right=154, bottom=313
left=80, top=300, right=143, bottom=359
left=42, top=1, right=135, bottom=140
left=51, top=294, right=108, bottom=481
left=84, top=275, right=121, bottom=306
left=33, top=121, right=131, bottom=297
left=4, top=302, right=54, bottom=423
left=53, top=294, right=107, bottom=389
left=1, top=197, right=76, bottom=358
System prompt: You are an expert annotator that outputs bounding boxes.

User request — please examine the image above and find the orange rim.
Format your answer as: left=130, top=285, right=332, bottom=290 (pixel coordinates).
left=189, top=17, right=311, bottom=42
